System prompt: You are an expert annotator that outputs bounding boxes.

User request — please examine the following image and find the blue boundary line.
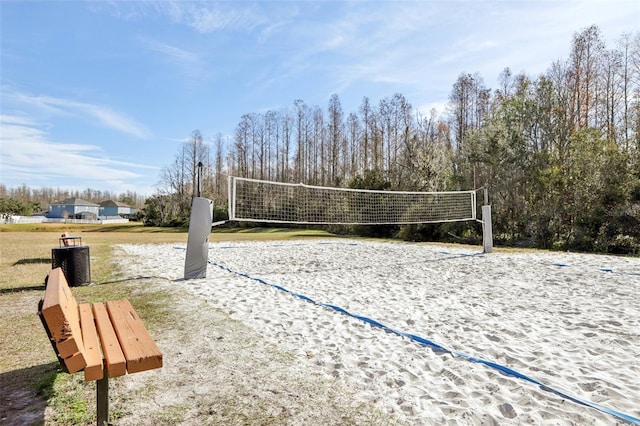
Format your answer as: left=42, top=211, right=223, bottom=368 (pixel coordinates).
left=439, top=251, right=639, bottom=277
left=210, top=241, right=362, bottom=250
left=551, top=262, right=640, bottom=277
left=204, top=256, right=640, bottom=425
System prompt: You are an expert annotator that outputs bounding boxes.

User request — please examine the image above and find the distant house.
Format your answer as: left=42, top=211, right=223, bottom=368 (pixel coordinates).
left=48, top=198, right=100, bottom=219
left=99, top=200, right=136, bottom=218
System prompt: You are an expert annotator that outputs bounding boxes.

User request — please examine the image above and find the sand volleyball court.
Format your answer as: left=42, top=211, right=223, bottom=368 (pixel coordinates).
left=118, top=240, right=640, bottom=425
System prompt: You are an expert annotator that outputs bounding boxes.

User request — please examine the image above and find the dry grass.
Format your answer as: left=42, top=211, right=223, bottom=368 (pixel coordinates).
left=0, top=223, right=341, bottom=425
left=0, top=226, right=192, bottom=367
left=0, top=225, right=189, bottom=425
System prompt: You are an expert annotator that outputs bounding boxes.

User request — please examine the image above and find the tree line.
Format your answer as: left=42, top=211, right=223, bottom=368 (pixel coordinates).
left=108, top=26, right=640, bottom=254
left=0, top=184, right=146, bottom=216
left=152, top=26, right=639, bottom=253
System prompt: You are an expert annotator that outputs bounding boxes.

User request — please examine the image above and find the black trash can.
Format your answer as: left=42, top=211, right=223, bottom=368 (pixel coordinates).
left=51, top=236, right=91, bottom=286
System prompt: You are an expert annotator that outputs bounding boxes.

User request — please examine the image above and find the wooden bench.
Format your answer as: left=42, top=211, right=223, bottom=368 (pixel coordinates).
left=39, top=267, right=162, bottom=425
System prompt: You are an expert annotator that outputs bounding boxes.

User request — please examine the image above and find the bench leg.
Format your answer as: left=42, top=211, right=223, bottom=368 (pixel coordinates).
left=96, top=376, right=109, bottom=426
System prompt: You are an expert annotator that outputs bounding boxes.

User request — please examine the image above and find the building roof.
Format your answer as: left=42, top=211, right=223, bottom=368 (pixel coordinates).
left=99, top=200, right=132, bottom=208
left=51, top=198, right=99, bottom=207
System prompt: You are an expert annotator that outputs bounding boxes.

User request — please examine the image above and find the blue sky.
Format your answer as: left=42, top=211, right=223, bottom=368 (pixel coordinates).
left=1, top=1, right=638, bottom=196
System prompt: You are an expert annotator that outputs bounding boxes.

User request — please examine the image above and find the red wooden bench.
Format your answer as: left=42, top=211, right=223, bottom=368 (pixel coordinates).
left=39, top=267, right=162, bottom=425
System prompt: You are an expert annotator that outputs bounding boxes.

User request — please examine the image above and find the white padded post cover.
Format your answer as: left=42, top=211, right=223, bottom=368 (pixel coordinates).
left=482, top=204, right=493, bottom=254
left=184, top=197, right=213, bottom=279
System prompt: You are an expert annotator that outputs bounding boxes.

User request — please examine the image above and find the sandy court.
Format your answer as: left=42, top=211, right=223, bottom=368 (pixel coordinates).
left=117, top=240, right=640, bottom=425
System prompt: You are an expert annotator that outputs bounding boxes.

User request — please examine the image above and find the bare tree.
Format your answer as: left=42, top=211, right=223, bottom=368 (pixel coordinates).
left=280, top=109, right=293, bottom=181
left=327, top=94, right=344, bottom=185
left=293, top=99, right=308, bottom=182
left=617, top=32, right=637, bottom=149
left=359, top=97, right=373, bottom=172
left=312, top=106, right=325, bottom=185
left=345, top=112, right=360, bottom=179
left=213, top=132, right=226, bottom=202
left=264, top=110, right=279, bottom=181
left=233, top=115, right=251, bottom=177
left=599, top=48, right=623, bottom=142
left=568, top=25, right=605, bottom=129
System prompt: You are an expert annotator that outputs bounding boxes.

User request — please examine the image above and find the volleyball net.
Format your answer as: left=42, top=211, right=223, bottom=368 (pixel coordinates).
left=227, top=176, right=492, bottom=252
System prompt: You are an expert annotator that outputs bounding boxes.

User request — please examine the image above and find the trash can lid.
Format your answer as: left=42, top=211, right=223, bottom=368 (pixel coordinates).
left=59, top=234, right=82, bottom=247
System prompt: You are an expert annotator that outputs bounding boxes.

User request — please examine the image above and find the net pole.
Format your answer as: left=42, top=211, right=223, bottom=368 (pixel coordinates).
left=228, top=176, right=235, bottom=220
left=482, top=205, right=493, bottom=253
left=471, top=191, right=477, bottom=221
left=481, top=186, right=493, bottom=253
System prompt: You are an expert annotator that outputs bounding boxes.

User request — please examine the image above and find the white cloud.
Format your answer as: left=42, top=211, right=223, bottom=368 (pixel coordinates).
left=0, top=114, right=157, bottom=194
left=320, top=1, right=638, bottom=109
left=186, top=4, right=264, bottom=33
left=415, top=101, right=449, bottom=117
left=4, top=89, right=152, bottom=139
left=139, top=37, right=201, bottom=65
left=137, top=36, right=211, bottom=84
left=83, top=104, right=152, bottom=140
left=108, top=0, right=267, bottom=33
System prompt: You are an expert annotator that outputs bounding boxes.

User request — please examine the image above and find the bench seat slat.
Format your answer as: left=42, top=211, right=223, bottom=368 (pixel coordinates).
left=78, top=303, right=104, bottom=381
left=93, top=302, right=127, bottom=378
left=106, top=300, right=163, bottom=374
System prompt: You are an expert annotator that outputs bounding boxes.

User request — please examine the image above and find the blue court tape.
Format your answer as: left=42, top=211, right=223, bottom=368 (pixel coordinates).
left=205, top=257, right=640, bottom=425
left=551, top=262, right=640, bottom=277
left=207, top=241, right=361, bottom=250
left=439, top=250, right=482, bottom=257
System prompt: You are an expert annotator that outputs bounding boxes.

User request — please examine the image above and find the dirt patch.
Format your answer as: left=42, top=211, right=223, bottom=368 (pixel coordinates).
left=1, top=387, right=46, bottom=425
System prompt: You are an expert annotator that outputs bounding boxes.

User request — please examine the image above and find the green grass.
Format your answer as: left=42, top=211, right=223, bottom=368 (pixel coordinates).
left=46, top=374, right=92, bottom=424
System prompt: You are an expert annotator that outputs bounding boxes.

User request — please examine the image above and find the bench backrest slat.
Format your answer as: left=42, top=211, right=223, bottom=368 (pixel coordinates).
left=41, top=268, right=87, bottom=373
left=92, top=302, right=127, bottom=377
left=78, top=303, right=105, bottom=381
left=106, top=299, right=163, bottom=373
